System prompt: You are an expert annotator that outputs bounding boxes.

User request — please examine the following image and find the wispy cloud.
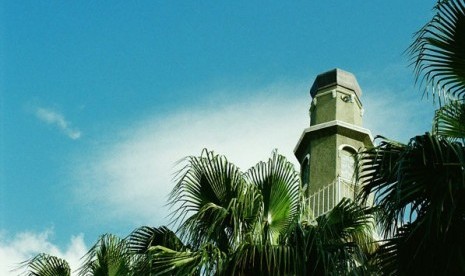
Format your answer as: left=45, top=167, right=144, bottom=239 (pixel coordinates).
left=360, top=63, right=436, bottom=142
left=0, top=229, right=87, bottom=275
left=35, top=107, right=81, bottom=140
left=74, top=81, right=309, bottom=227
left=72, top=70, right=438, bottom=229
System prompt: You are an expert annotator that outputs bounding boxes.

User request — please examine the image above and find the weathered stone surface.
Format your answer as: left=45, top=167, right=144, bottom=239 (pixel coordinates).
left=295, top=69, right=373, bottom=212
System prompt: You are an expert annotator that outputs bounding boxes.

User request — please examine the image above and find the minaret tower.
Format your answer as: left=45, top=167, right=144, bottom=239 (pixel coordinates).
left=294, top=69, right=373, bottom=217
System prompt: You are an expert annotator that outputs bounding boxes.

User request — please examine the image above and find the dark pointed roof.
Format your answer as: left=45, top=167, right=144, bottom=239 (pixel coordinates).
left=310, top=68, right=362, bottom=98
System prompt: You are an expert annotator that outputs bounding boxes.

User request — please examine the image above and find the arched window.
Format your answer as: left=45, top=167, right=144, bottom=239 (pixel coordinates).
left=340, top=146, right=357, bottom=181
left=301, top=155, right=310, bottom=192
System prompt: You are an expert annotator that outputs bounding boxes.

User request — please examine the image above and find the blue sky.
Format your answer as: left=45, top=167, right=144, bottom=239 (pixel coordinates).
left=1, top=0, right=437, bottom=273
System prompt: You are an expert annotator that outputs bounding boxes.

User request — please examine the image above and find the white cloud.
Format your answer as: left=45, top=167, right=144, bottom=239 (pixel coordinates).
left=75, top=81, right=309, bottom=227
left=73, top=72, right=438, bottom=229
left=0, top=229, right=87, bottom=275
left=35, top=107, right=82, bottom=140
left=363, top=87, right=435, bottom=143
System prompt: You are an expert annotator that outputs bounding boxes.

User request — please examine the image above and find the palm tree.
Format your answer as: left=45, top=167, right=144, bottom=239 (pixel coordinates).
left=357, top=133, right=465, bottom=274
left=126, top=225, right=188, bottom=275
left=19, top=149, right=376, bottom=275
left=134, top=149, right=377, bottom=275
left=280, top=198, right=377, bottom=275
left=434, top=100, right=465, bottom=140
left=409, top=0, right=465, bottom=99
left=125, top=149, right=296, bottom=275
left=19, top=253, right=70, bottom=276
left=77, top=234, right=131, bottom=276
left=357, top=0, right=465, bottom=274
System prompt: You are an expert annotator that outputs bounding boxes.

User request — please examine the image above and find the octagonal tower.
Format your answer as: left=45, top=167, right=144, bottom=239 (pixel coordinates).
left=294, top=68, right=373, bottom=217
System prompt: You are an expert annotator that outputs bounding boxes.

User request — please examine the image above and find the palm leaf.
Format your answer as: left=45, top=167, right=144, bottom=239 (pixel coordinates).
left=226, top=243, right=297, bottom=275
left=169, top=149, right=249, bottom=252
left=409, top=0, right=465, bottom=99
left=357, top=136, right=413, bottom=236
left=433, top=100, right=465, bottom=140
left=284, top=199, right=376, bottom=276
left=314, top=199, right=377, bottom=275
left=20, top=253, right=70, bottom=276
left=357, top=133, right=465, bottom=274
left=245, top=150, right=301, bottom=244
left=375, top=218, right=465, bottom=275
left=77, top=234, right=130, bottom=276
left=145, top=242, right=227, bottom=275
left=127, top=226, right=185, bottom=253
left=126, top=226, right=187, bottom=275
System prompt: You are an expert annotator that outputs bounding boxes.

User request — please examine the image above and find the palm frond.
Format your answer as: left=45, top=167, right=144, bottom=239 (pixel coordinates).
left=77, top=234, right=130, bottom=276
left=226, top=243, right=297, bottom=275
left=277, top=199, right=378, bottom=276
left=433, top=100, right=465, bottom=140
left=358, top=134, right=465, bottom=235
left=313, top=199, right=377, bottom=275
left=409, top=0, right=465, bottom=99
left=19, top=253, right=70, bottom=276
left=127, top=226, right=185, bottom=253
left=357, top=136, right=412, bottom=236
left=357, top=133, right=465, bottom=274
left=245, top=150, right=301, bottom=244
left=375, top=218, right=465, bottom=275
left=126, top=226, right=187, bottom=275
left=320, top=198, right=377, bottom=254
left=169, top=149, right=247, bottom=251
left=146, top=242, right=227, bottom=275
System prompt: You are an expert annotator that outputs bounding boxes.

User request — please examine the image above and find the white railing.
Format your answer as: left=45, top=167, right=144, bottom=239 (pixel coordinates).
left=306, top=177, right=356, bottom=219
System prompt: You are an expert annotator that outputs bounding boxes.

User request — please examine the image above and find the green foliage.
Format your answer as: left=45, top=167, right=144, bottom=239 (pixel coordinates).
left=166, top=149, right=304, bottom=274
left=409, top=0, right=465, bottom=99
left=357, top=134, right=465, bottom=274
left=126, top=226, right=187, bottom=275
left=292, top=198, right=377, bottom=276
left=354, top=1, right=465, bottom=273
left=246, top=151, right=301, bottom=245
left=169, top=149, right=251, bottom=252
left=434, top=100, right=465, bottom=140
left=20, top=253, right=70, bottom=276
left=18, top=150, right=377, bottom=276
left=158, top=150, right=376, bottom=275
left=77, top=234, right=131, bottom=276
